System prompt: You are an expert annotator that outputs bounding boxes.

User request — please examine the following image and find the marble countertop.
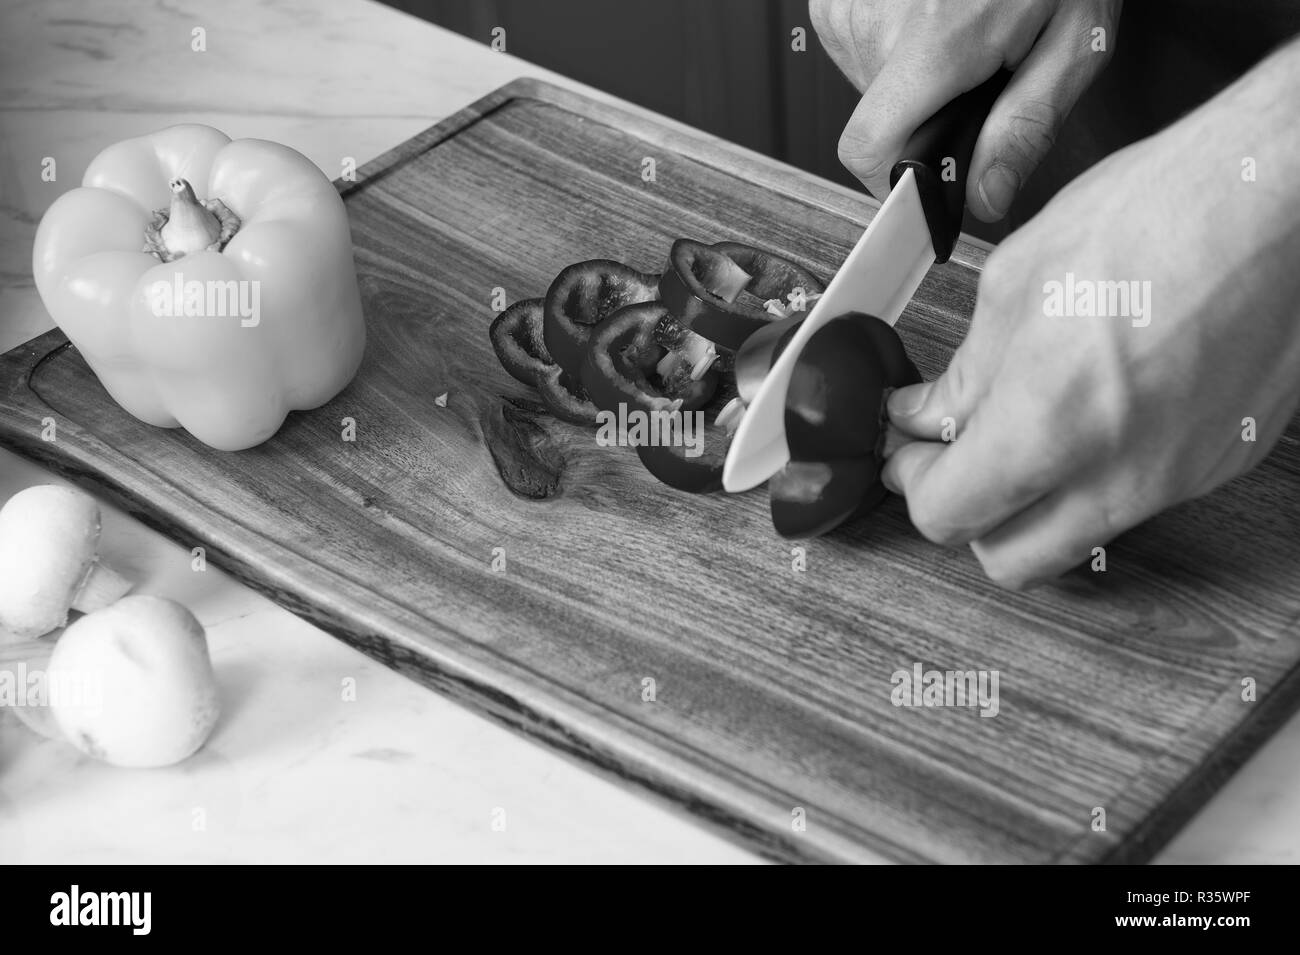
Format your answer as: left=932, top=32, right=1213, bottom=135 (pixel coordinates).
left=1, top=0, right=1297, bottom=865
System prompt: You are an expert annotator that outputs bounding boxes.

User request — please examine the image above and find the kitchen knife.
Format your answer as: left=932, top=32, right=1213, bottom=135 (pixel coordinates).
left=722, top=73, right=1010, bottom=493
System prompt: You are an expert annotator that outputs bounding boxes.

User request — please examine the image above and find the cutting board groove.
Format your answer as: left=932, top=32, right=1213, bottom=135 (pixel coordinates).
left=4, top=79, right=1300, bottom=864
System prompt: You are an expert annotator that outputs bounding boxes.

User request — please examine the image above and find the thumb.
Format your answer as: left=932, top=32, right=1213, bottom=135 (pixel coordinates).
left=887, top=245, right=1026, bottom=441
left=968, top=10, right=1117, bottom=222
left=886, top=340, right=985, bottom=442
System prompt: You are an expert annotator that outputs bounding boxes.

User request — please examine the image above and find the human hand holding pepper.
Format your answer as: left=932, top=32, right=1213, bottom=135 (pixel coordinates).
left=809, top=0, right=1122, bottom=220
left=881, top=41, right=1300, bottom=587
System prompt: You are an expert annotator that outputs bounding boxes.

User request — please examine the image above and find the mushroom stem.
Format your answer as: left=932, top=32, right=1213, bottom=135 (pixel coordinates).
left=72, top=561, right=132, bottom=615
left=3, top=633, right=62, bottom=741
left=0, top=638, right=55, bottom=667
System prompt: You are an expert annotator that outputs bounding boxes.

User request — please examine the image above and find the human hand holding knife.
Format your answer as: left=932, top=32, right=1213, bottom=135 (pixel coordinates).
left=723, top=73, right=1010, bottom=492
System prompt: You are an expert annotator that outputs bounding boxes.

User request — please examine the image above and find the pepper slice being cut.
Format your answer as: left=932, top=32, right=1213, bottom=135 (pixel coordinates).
left=489, top=298, right=598, bottom=426
left=783, top=311, right=919, bottom=460
left=769, top=312, right=920, bottom=539
left=543, top=260, right=659, bottom=378
left=769, top=458, right=887, bottom=539
left=733, top=311, right=803, bottom=405
left=658, top=239, right=825, bottom=353
left=581, top=301, right=718, bottom=417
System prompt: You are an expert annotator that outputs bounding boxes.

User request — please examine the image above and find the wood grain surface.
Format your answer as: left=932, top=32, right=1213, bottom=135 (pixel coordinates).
left=3, top=79, right=1300, bottom=864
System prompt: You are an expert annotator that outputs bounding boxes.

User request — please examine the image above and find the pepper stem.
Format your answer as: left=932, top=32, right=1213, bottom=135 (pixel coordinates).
left=144, top=178, right=240, bottom=262
left=159, top=178, right=221, bottom=257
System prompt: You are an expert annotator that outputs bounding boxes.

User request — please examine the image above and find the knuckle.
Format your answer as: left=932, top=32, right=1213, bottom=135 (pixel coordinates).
left=986, top=562, right=1033, bottom=591
left=1089, top=486, right=1137, bottom=543
left=998, top=100, right=1062, bottom=165
left=1082, top=2, right=1121, bottom=60
left=1005, top=392, right=1084, bottom=487
left=979, top=248, right=1012, bottom=288
left=808, top=0, right=836, bottom=34
left=934, top=358, right=969, bottom=415
left=929, top=355, right=983, bottom=429
left=973, top=543, right=1035, bottom=590
left=1019, top=401, right=1063, bottom=457
left=1086, top=389, right=1132, bottom=462
left=837, top=132, right=891, bottom=185
left=978, top=245, right=1021, bottom=298
left=827, top=1, right=859, bottom=53
left=1052, top=341, right=1133, bottom=462
left=908, top=493, right=965, bottom=547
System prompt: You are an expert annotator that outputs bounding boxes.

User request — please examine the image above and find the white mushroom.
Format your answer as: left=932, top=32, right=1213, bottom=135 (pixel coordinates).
left=47, top=595, right=220, bottom=768
left=0, top=485, right=132, bottom=639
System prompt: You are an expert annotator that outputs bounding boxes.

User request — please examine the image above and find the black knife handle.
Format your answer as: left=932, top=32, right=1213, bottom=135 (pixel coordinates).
left=889, top=71, right=1011, bottom=264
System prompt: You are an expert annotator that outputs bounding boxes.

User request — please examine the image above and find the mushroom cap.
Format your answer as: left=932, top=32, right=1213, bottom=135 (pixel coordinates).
left=48, top=595, right=220, bottom=768
left=0, top=485, right=102, bottom=639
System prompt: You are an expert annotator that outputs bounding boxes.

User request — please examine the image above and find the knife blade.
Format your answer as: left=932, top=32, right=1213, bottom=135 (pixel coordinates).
left=721, top=73, right=1010, bottom=494
left=722, top=168, right=933, bottom=491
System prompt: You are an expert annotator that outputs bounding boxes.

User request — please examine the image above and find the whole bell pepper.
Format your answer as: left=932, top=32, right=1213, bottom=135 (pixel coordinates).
left=32, top=124, right=366, bottom=451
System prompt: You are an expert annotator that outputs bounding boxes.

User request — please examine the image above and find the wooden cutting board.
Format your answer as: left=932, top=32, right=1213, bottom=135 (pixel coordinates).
left=4, top=79, right=1300, bottom=864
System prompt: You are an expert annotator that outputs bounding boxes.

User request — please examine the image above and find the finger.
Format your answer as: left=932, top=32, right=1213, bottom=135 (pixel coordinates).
left=810, top=0, right=875, bottom=93
left=968, top=7, right=1119, bottom=221
left=879, top=420, right=917, bottom=459
left=880, top=378, right=1087, bottom=546
left=838, top=32, right=992, bottom=198
left=969, top=480, right=1122, bottom=589
left=887, top=339, right=984, bottom=441
left=880, top=437, right=943, bottom=497
left=835, top=0, right=1060, bottom=200
left=886, top=280, right=1016, bottom=440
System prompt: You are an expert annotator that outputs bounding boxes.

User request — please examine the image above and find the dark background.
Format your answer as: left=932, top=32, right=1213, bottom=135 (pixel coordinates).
left=385, top=0, right=1300, bottom=242
left=384, top=1, right=858, bottom=187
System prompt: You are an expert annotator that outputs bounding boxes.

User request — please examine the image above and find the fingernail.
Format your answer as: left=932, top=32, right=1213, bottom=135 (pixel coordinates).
left=977, top=163, right=1020, bottom=218
left=888, top=381, right=930, bottom=418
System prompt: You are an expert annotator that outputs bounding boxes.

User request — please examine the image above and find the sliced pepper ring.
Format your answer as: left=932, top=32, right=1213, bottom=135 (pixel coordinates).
left=580, top=301, right=718, bottom=418
left=489, top=298, right=554, bottom=386
left=783, top=312, right=920, bottom=461
left=537, top=366, right=599, bottom=426
left=658, top=239, right=825, bottom=353
left=638, top=308, right=798, bottom=494
left=488, top=298, right=598, bottom=426
left=635, top=390, right=746, bottom=495
left=712, top=241, right=825, bottom=303
left=543, top=259, right=659, bottom=378
left=635, top=418, right=725, bottom=494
